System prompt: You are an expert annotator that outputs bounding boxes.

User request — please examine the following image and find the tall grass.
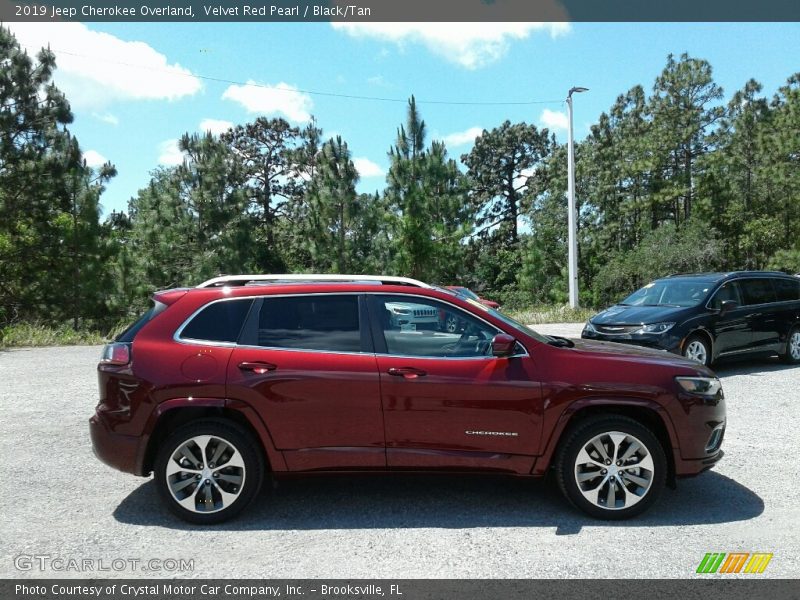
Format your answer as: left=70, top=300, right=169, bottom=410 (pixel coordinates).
left=0, top=321, right=108, bottom=349
left=507, top=305, right=597, bottom=325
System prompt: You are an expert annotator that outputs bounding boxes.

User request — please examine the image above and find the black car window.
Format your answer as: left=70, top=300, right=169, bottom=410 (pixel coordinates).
left=709, top=282, right=742, bottom=309
left=740, top=279, right=778, bottom=305
left=256, top=295, right=361, bottom=352
left=774, top=278, right=800, bottom=302
left=180, top=299, right=253, bottom=343
left=375, top=295, right=498, bottom=358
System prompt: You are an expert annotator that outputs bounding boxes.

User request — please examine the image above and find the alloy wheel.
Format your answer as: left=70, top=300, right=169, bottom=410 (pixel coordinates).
left=790, top=331, right=800, bottom=361
left=684, top=340, right=708, bottom=365
left=165, top=435, right=246, bottom=514
left=445, top=314, right=459, bottom=333
left=574, top=431, right=655, bottom=511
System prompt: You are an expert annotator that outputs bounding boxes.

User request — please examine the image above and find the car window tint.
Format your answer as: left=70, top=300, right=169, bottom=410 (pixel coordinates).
left=774, top=278, right=800, bottom=302
left=740, top=279, right=777, bottom=305
left=376, top=295, right=497, bottom=358
left=710, top=282, right=742, bottom=309
left=180, top=299, right=253, bottom=343
left=257, top=295, right=361, bottom=352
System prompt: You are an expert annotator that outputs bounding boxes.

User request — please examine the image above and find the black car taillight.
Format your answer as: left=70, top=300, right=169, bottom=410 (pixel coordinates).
left=100, top=342, right=131, bottom=366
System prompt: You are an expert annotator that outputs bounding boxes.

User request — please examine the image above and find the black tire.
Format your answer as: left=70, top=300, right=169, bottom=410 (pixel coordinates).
left=781, top=326, right=800, bottom=365
left=154, top=419, right=264, bottom=524
left=683, top=333, right=712, bottom=367
left=555, top=415, right=667, bottom=520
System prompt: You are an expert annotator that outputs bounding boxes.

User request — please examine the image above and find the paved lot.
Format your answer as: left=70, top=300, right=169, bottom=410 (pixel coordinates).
left=1, top=323, right=798, bottom=579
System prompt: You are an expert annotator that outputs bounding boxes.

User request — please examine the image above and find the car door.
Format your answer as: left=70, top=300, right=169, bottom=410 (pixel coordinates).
left=226, top=293, right=385, bottom=471
left=368, top=294, right=543, bottom=474
left=707, top=281, right=751, bottom=356
left=739, top=278, right=781, bottom=351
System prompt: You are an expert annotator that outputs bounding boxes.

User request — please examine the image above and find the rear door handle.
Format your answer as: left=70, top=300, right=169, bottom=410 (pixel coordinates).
left=238, top=361, right=277, bottom=374
left=387, top=367, right=427, bottom=380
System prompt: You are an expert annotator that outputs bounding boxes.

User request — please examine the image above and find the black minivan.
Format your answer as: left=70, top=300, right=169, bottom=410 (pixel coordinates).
left=582, top=271, right=800, bottom=366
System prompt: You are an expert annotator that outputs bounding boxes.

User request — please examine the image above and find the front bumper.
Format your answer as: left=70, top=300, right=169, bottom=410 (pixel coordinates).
left=581, top=327, right=683, bottom=353
left=675, top=449, right=724, bottom=477
left=89, top=412, right=142, bottom=475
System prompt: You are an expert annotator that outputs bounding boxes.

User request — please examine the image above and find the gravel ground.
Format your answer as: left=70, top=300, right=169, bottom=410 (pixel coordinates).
left=1, top=323, right=798, bottom=579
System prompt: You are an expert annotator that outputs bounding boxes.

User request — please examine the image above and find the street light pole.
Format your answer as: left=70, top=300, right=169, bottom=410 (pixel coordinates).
left=566, top=86, right=588, bottom=309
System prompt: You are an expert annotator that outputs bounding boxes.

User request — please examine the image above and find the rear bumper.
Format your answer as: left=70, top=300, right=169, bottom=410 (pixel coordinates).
left=89, top=412, right=142, bottom=475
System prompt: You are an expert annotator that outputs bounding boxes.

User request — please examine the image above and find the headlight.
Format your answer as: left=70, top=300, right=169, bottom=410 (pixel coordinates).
left=675, top=376, right=723, bottom=397
left=636, top=322, right=675, bottom=334
left=583, top=321, right=597, bottom=334
left=390, top=307, right=410, bottom=315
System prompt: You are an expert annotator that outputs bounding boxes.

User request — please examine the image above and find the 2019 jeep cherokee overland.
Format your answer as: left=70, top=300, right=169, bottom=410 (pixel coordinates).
left=90, top=274, right=726, bottom=524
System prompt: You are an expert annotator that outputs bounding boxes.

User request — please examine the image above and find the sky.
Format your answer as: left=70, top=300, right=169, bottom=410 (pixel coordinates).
left=6, top=21, right=800, bottom=216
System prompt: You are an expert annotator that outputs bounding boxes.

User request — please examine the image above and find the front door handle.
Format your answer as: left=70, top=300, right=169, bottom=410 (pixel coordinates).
left=238, top=361, right=277, bottom=374
left=387, top=367, right=427, bottom=380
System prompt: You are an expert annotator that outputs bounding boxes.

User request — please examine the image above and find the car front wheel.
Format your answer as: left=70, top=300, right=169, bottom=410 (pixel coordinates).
left=683, top=334, right=711, bottom=366
left=154, top=419, right=264, bottom=524
left=556, top=416, right=666, bottom=520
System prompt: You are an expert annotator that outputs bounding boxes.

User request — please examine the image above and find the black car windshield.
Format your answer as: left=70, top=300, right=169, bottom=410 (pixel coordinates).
left=620, top=279, right=715, bottom=308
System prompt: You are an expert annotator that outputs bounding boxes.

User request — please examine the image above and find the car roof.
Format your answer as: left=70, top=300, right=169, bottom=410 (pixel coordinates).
left=662, top=271, right=793, bottom=283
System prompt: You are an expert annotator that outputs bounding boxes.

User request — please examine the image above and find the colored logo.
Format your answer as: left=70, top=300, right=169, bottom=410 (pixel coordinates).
left=696, top=552, right=773, bottom=574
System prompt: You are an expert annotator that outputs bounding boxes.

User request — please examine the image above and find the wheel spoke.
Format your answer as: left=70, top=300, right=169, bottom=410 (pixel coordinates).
left=622, top=471, right=650, bottom=488
left=591, top=439, right=611, bottom=463
left=576, top=447, right=605, bottom=468
left=576, top=470, right=603, bottom=484
left=609, top=433, right=626, bottom=461
left=166, top=459, right=201, bottom=477
left=606, top=480, right=616, bottom=508
left=216, top=472, right=243, bottom=484
left=171, top=477, right=197, bottom=493
left=619, top=440, right=641, bottom=462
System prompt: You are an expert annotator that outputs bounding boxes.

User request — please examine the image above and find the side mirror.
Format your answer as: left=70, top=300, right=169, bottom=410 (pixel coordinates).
left=719, top=300, right=739, bottom=316
left=492, top=333, right=517, bottom=357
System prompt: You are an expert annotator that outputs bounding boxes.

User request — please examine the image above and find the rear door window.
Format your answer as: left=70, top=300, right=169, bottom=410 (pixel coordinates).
left=740, top=279, right=778, bottom=305
left=179, top=299, right=253, bottom=343
left=255, top=295, right=362, bottom=352
left=774, top=278, right=800, bottom=302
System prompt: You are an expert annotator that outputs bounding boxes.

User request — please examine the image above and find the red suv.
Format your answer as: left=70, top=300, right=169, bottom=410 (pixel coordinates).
left=90, top=274, right=726, bottom=524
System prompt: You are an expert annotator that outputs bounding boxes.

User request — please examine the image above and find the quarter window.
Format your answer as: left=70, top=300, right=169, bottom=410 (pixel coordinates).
left=740, top=279, right=778, bottom=305
left=374, top=295, right=498, bottom=358
left=255, top=295, right=362, bottom=352
left=180, top=299, right=253, bottom=343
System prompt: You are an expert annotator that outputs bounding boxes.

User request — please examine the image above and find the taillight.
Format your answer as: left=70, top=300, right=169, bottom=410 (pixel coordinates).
left=100, top=342, right=131, bottom=365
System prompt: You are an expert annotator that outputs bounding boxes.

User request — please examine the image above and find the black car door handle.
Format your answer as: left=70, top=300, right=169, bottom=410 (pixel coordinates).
left=387, top=367, right=427, bottom=380
left=238, top=361, right=277, bottom=374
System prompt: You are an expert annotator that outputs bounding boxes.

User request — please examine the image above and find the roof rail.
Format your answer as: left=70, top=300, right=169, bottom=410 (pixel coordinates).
left=196, top=274, right=432, bottom=289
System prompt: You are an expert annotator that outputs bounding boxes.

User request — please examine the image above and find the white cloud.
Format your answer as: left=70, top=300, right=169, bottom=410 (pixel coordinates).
left=6, top=23, right=201, bottom=109
left=222, top=81, right=313, bottom=123
left=442, top=126, right=484, bottom=148
left=539, top=108, right=569, bottom=132
left=199, top=118, right=234, bottom=136
left=353, top=157, right=385, bottom=178
left=83, top=150, right=107, bottom=168
left=158, top=139, right=184, bottom=166
left=332, top=22, right=570, bottom=69
left=91, top=112, right=119, bottom=126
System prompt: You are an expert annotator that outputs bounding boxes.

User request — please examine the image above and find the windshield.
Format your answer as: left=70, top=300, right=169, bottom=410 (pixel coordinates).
left=620, top=279, right=714, bottom=308
left=454, top=287, right=479, bottom=300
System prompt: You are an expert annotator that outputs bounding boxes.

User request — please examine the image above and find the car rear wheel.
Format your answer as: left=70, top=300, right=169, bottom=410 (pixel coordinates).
left=154, top=419, right=264, bottom=524
left=556, top=416, right=666, bottom=520
left=782, top=327, right=800, bottom=364
left=683, top=334, right=711, bottom=366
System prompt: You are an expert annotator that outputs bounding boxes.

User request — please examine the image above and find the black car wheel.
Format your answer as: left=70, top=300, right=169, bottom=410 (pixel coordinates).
left=556, top=415, right=666, bottom=520
left=683, top=334, right=711, bottom=366
left=154, top=419, right=264, bottom=524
